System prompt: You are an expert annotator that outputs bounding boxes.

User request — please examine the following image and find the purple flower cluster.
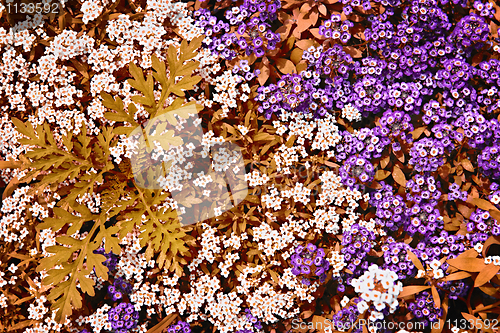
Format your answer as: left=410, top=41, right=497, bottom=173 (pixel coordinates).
left=388, top=81, right=423, bottom=114
left=167, top=320, right=191, bottom=333
left=341, top=0, right=372, bottom=15
left=422, top=100, right=451, bottom=124
left=108, top=276, right=133, bottom=302
left=466, top=208, right=500, bottom=247
left=341, top=224, right=376, bottom=278
left=93, top=247, right=119, bottom=272
left=330, top=304, right=363, bottom=333
left=379, top=110, right=414, bottom=143
left=108, top=302, right=139, bottom=332
left=194, top=0, right=281, bottom=60
left=232, top=60, right=261, bottom=82
left=380, top=238, right=418, bottom=279
left=408, top=291, right=443, bottom=327
left=409, top=137, right=446, bottom=172
left=244, top=309, right=263, bottom=330
left=416, top=230, right=466, bottom=269
left=449, top=14, right=489, bottom=51
left=340, top=155, right=375, bottom=187
left=291, top=243, right=330, bottom=285
left=474, top=0, right=496, bottom=18
left=447, top=183, right=467, bottom=201
left=302, top=44, right=352, bottom=78
left=436, top=58, right=475, bottom=89
left=255, top=73, right=306, bottom=119
left=402, top=0, right=452, bottom=40
left=477, top=144, right=500, bottom=179
left=318, top=14, right=354, bottom=43
left=452, top=111, right=499, bottom=148
left=403, top=174, right=443, bottom=236
left=437, top=280, right=469, bottom=300
left=369, top=182, right=406, bottom=231
left=354, top=127, right=390, bottom=159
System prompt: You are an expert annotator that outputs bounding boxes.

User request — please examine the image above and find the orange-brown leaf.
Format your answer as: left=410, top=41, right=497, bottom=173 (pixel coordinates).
left=441, top=271, right=471, bottom=281
left=312, top=316, right=331, bottom=333
left=296, top=15, right=313, bottom=33
left=343, top=46, right=363, bottom=58
left=392, top=165, right=407, bottom=187
left=398, top=285, right=430, bottom=298
left=461, top=158, right=474, bottom=172
left=380, top=155, right=390, bottom=169
left=276, top=58, right=296, bottom=74
left=407, top=249, right=424, bottom=271
left=489, top=209, right=500, bottom=223
left=431, top=286, right=440, bottom=308
left=468, top=197, right=499, bottom=212
left=257, top=63, right=270, bottom=86
left=309, top=28, right=324, bottom=39
left=474, top=264, right=500, bottom=287
left=318, top=4, right=327, bottom=16
left=290, top=48, right=304, bottom=64
left=295, top=39, right=315, bottom=50
left=410, top=126, right=426, bottom=140
left=375, top=169, right=390, bottom=181
left=447, top=257, right=486, bottom=272
left=461, top=313, right=494, bottom=333
left=482, top=235, right=500, bottom=258
left=309, top=10, right=319, bottom=26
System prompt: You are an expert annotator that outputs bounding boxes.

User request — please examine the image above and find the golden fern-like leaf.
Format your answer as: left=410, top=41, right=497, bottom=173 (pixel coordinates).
left=13, top=35, right=207, bottom=324
left=103, top=36, right=204, bottom=132
left=36, top=204, right=114, bottom=323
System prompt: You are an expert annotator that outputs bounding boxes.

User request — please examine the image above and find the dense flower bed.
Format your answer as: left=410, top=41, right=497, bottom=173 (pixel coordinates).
left=1, top=0, right=500, bottom=332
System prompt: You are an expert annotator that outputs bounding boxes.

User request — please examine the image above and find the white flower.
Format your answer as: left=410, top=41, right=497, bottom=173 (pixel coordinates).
left=474, top=243, right=483, bottom=253
left=429, top=259, right=441, bottom=270
left=371, top=290, right=382, bottom=302
left=341, top=296, right=350, bottom=307
left=214, top=207, right=222, bottom=216
left=416, top=269, right=426, bottom=278
left=7, top=264, right=17, bottom=274
left=433, top=268, right=444, bottom=279
left=357, top=300, right=369, bottom=314
left=237, top=125, right=249, bottom=135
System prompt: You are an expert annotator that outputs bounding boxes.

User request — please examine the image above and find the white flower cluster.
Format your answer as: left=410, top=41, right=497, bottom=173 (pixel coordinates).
left=27, top=296, right=49, bottom=320
left=326, top=251, right=346, bottom=277
left=0, top=293, right=7, bottom=308
left=416, top=259, right=444, bottom=279
left=116, top=229, right=149, bottom=283
left=253, top=221, right=295, bottom=257
left=273, top=144, right=307, bottom=172
left=280, top=182, right=312, bottom=205
left=237, top=125, right=249, bottom=135
left=272, top=111, right=342, bottom=153
left=261, top=185, right=283, bottom=210
left=219, top=252, right=240, bottom=278
left=484, top=256, right=500, bottom=266
left=188, top=223, right=222, bottom=271
left=222, top=232, right=245, bottom=250
left=0, top=186, right=32, bottom=245
left=350, top=264, right=403, bottom=322
left=75, top=192, right=101, bottom=214
left=130, top=283, right=159, bottom=312
left=245, top=169, right=270, bottom=187
left=341, top=103, right=362, bottom=122
left=82, top=304, right=112, bottom=333
left=193, top=171, right=214, bottom=188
